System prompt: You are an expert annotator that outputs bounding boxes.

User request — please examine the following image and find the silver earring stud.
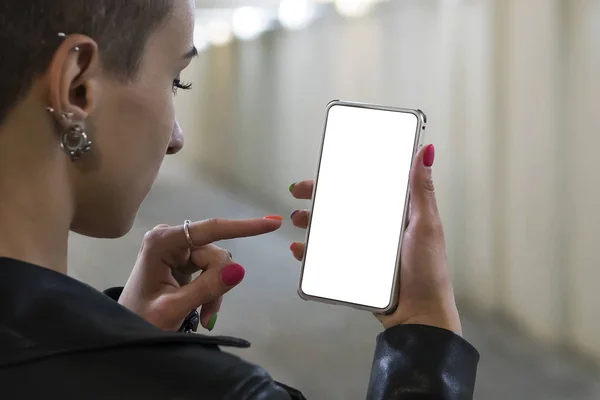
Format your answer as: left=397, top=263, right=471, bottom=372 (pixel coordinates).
left=46, top=107, right=74, bottom=120
left=61, top=111, right=74, bottom=120
left=57, top=32, right=79, bottom=52
left=60, top=125, right=92, bottom=161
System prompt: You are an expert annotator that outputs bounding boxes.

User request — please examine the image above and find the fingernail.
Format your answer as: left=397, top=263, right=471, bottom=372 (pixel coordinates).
left=221, top=264, right=245, bottom=286
left=289, top=183, right=296, bottom=192
left=423, top=144, right=435, bottom=167
left=290, top=210, right=299, bottom=219
left=264, top=215, right=283, bottom=221
left=207, top=313, right=218, bottom=331
left=290, top=242, right=299, bottom=252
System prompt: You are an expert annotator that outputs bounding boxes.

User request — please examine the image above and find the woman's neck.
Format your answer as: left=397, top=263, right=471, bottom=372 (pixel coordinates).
left=0, top=199, right=71, bottom=274
left=0, top=115, right=74, bottom=274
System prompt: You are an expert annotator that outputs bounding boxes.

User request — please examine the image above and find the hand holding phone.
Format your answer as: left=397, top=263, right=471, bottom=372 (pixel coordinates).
left=375, top=144, right=460, bottom=333
left=297, top=101, right=424, bottom=313
left=289, top=101, right=461, bottom=334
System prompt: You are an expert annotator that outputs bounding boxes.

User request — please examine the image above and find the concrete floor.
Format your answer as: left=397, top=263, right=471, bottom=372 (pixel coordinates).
left=67, top=157, right=600, bottom=399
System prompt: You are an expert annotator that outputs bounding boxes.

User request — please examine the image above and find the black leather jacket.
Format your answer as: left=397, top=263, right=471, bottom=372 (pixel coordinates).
left=0, top=257, right=479, bottom=399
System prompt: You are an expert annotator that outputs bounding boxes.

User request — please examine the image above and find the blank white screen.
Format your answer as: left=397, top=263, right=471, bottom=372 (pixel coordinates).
left=300, top=105, right=418, bottom=309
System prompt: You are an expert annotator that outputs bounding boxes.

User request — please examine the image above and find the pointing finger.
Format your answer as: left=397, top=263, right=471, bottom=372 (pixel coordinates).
left=150, top=217, right=283, bottom=251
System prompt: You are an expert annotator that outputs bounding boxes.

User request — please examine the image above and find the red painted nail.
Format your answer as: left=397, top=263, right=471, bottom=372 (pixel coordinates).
left=423, top=144, right=435, bottom=167
left=290, top=242, right=297, bottom=252
left=220, top=264, right=245, bottom=287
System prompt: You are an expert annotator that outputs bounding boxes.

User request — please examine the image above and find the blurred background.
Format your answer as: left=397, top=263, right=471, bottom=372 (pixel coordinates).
left=69, top=0, right=600, bottom=398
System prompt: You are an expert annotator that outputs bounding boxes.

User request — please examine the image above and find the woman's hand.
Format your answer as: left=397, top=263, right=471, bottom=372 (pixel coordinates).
left=288, top=144, right=461, bottom=335
left=118, top=216, right=283, bottom=332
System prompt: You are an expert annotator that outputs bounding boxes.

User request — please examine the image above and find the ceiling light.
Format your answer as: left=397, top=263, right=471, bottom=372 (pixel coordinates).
left=205, top=19, right=233, bottom=47
left=334, top=0, right=375, bottom=18
left=232, top=7, right=271, bottom=41
left=278, top=0, right=316, bottom=30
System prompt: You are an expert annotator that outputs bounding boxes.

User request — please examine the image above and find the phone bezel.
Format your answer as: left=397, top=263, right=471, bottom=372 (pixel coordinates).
left=297, top=100, right=427, bottom=314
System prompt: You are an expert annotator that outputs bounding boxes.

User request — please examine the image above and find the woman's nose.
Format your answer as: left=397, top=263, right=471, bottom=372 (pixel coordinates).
left=167, top=121, right=184, bottom=155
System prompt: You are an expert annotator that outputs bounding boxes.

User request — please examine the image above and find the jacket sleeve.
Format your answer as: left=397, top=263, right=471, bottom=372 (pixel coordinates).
left=367, top=324, right=479, bottom=400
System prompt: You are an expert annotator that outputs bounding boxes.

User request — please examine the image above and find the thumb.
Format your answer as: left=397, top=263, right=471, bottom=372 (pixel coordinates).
left=175, top=263, right=245, bottom=314
left=409, top=144, right=439, bottom=217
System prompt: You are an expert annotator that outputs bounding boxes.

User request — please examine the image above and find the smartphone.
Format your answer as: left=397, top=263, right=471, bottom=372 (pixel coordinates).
left=298, top=100, right=426, bottom=314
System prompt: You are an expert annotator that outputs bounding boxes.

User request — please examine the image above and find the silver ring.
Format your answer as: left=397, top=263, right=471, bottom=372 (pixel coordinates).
left=183, top=220, right=196, bottom=249
left=226, top=250, right=233, bottom=259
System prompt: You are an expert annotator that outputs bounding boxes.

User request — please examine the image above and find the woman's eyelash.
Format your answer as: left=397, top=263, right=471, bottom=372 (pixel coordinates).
left=173, top=79, right=193, bottom=94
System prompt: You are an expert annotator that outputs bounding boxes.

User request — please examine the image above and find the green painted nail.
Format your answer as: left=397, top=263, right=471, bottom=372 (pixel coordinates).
left=207, top=313, right=218, bottom=331
left=289, top=183, right=296, bottom=192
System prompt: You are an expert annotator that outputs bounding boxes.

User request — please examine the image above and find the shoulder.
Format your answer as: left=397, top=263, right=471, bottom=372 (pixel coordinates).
left=144, top=343, right=293, bottom=398
left=3, top=340, right=293, bottom=399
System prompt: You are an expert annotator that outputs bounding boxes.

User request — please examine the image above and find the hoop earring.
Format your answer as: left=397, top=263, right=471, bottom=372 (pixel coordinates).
left=61, top=125, right=92, bottom=161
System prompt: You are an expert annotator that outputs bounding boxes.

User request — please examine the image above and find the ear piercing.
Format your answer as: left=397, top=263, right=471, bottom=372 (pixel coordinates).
left=45, top=107, right=92, bottom=161
left=46, top=33, right=89, bottom=161
left=57, top=32, right=80, bottom=52
left=46, top=107, right=74, bottom=120
left=60, top=125, right=92, bottom=161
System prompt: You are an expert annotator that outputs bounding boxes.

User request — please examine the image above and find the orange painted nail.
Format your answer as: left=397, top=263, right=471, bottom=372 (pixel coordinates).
left=264, top=215, right=283, bottom=221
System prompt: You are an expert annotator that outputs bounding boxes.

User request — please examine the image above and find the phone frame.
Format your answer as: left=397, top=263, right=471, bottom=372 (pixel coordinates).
left=297, top=100, right=427, bottom=314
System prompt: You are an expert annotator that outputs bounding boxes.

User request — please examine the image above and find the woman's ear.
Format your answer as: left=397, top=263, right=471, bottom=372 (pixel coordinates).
left=45, top=34, right=100, bottom=129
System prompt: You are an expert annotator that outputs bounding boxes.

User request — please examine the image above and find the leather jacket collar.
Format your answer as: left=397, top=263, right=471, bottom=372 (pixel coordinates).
left=0, top=257, right=250, bottom=368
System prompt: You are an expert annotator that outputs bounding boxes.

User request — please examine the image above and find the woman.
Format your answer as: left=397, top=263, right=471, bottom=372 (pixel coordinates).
left=0, top=0, right=479, bottom=398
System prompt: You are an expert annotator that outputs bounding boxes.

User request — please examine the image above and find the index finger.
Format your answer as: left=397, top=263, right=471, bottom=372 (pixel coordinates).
left=166, top=217, right=283, bottom=249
